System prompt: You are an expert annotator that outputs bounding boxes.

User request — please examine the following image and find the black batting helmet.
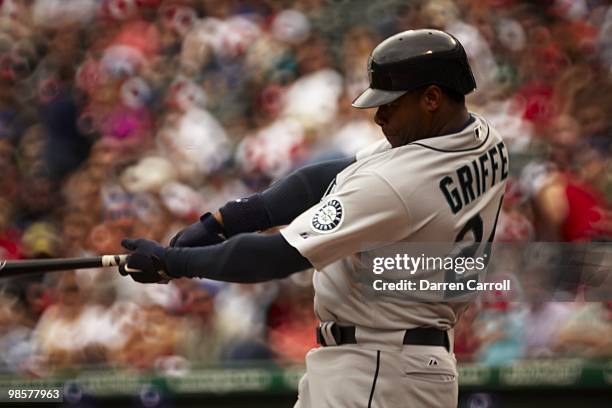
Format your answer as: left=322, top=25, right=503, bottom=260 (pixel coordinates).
left=352, top=29, right=476, bottom=109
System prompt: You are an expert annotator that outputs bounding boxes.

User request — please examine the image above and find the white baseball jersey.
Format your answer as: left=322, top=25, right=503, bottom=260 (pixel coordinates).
left=281, top=113, right=508, bottom=331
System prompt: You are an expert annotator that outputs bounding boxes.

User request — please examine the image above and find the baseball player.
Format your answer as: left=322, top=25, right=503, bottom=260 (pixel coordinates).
left=119, top=29, right=508, bottom=407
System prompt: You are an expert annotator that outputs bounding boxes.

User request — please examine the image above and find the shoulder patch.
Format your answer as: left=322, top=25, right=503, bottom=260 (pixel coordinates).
left=311, top=199, right=344, bottom=234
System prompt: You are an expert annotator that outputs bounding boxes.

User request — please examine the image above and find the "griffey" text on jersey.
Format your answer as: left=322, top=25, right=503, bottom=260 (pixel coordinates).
left=438, top=141, right=509, bottom=214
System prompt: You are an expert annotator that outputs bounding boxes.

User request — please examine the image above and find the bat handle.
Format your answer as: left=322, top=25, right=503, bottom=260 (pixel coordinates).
left=101, top=254, right=130, bottom=268
left=102, top=255, right=142, bottom=274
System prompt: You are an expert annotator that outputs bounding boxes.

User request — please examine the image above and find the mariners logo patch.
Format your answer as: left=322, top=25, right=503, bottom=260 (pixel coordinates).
left=311, top=199, right=344, bottom=233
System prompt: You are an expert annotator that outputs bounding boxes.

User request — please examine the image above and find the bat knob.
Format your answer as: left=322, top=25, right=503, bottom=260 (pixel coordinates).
left=123, top=265, right=142, bottom=273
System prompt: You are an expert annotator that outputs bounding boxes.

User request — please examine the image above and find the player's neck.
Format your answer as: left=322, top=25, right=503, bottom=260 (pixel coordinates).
left=435, top=106, right=471, bottom=136
left=432, top=107, right=471, bottom=138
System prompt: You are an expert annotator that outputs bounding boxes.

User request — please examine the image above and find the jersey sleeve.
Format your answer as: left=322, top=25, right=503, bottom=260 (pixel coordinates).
left=280, top=171, right=412, bottom=270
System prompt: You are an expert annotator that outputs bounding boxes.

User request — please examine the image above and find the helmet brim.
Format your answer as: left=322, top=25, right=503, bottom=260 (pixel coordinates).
left=351, top=88, right=407, bottom=109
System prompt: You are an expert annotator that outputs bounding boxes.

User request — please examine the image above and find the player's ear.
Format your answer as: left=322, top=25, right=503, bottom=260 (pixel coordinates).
left=421, top=85, right=442, bottom=112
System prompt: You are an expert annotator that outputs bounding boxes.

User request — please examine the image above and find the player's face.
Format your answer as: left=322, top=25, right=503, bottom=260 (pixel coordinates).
left=374, top=90, right=424, bottom=147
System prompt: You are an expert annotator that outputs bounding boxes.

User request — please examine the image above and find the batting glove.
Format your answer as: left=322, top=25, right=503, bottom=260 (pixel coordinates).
left=120, top=238, right=173, bottom=284
left=169, top=212, right=226, bottom=247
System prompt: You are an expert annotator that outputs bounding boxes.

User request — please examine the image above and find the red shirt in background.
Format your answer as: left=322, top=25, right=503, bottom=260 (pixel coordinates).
left=562, top=175, right=608, bottom=241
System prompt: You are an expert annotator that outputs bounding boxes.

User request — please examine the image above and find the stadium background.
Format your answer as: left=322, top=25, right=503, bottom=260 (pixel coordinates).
left=0, top=0, right=610, bottom=406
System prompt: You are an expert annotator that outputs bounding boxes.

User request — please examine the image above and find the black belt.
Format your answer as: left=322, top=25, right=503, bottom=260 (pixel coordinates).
left=316, top=325, right=449, bottom=351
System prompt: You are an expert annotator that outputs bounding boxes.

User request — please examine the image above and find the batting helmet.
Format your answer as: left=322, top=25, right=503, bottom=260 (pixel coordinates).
left=352, top=29, right=476, bottom=109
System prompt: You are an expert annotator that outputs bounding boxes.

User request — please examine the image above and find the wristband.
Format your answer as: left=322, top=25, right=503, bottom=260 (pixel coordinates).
left=218, top=194, right=272, bottom=237
left=200, top=212, right=227, bottom=240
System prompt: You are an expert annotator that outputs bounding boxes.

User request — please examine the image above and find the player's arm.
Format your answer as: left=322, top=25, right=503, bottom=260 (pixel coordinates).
left=119, top=171, right=406, bottom=284
left=170, top=157, right=355, bottom=247
left=119, top=233, right=312, bottom=284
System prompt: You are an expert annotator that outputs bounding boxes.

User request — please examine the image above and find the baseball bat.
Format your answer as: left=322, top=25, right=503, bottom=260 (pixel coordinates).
left=0, top=255, right=134, bottom=278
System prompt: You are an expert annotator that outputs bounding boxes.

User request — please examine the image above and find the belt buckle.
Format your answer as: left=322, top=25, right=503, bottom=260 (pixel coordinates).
left=318, top=322, right=342, bottom=346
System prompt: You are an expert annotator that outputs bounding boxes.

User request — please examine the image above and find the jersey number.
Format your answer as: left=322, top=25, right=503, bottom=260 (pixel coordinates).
left=444, top=197, right=503, bottom=299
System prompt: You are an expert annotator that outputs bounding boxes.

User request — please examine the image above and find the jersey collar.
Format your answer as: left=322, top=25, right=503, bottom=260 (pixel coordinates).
left=406, top=113, right=489, bottom=153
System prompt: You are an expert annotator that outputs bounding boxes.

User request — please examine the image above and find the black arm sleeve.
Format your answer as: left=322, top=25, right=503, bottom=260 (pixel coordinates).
left=261, top=156, right=355, bottom=226
left=219, top=157, right=355, bottom=235
left=164, top=233, right=312, bottom=282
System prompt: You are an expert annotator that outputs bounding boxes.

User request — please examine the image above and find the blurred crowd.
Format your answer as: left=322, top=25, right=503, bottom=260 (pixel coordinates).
left=0, top=0, right=611, bottom=376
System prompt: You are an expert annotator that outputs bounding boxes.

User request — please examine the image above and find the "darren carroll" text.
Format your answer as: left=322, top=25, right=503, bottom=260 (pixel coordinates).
left=372, top=279, right=511, bottom=292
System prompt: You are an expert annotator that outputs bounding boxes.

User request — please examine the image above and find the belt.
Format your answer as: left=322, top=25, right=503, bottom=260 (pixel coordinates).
left=316, top=324, right=450, bottom=351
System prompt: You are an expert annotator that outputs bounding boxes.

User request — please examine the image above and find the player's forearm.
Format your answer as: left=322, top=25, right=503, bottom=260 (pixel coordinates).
left=164, top=233, right=312, bottom=282
left=218, top=157, right=355, bottom=236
